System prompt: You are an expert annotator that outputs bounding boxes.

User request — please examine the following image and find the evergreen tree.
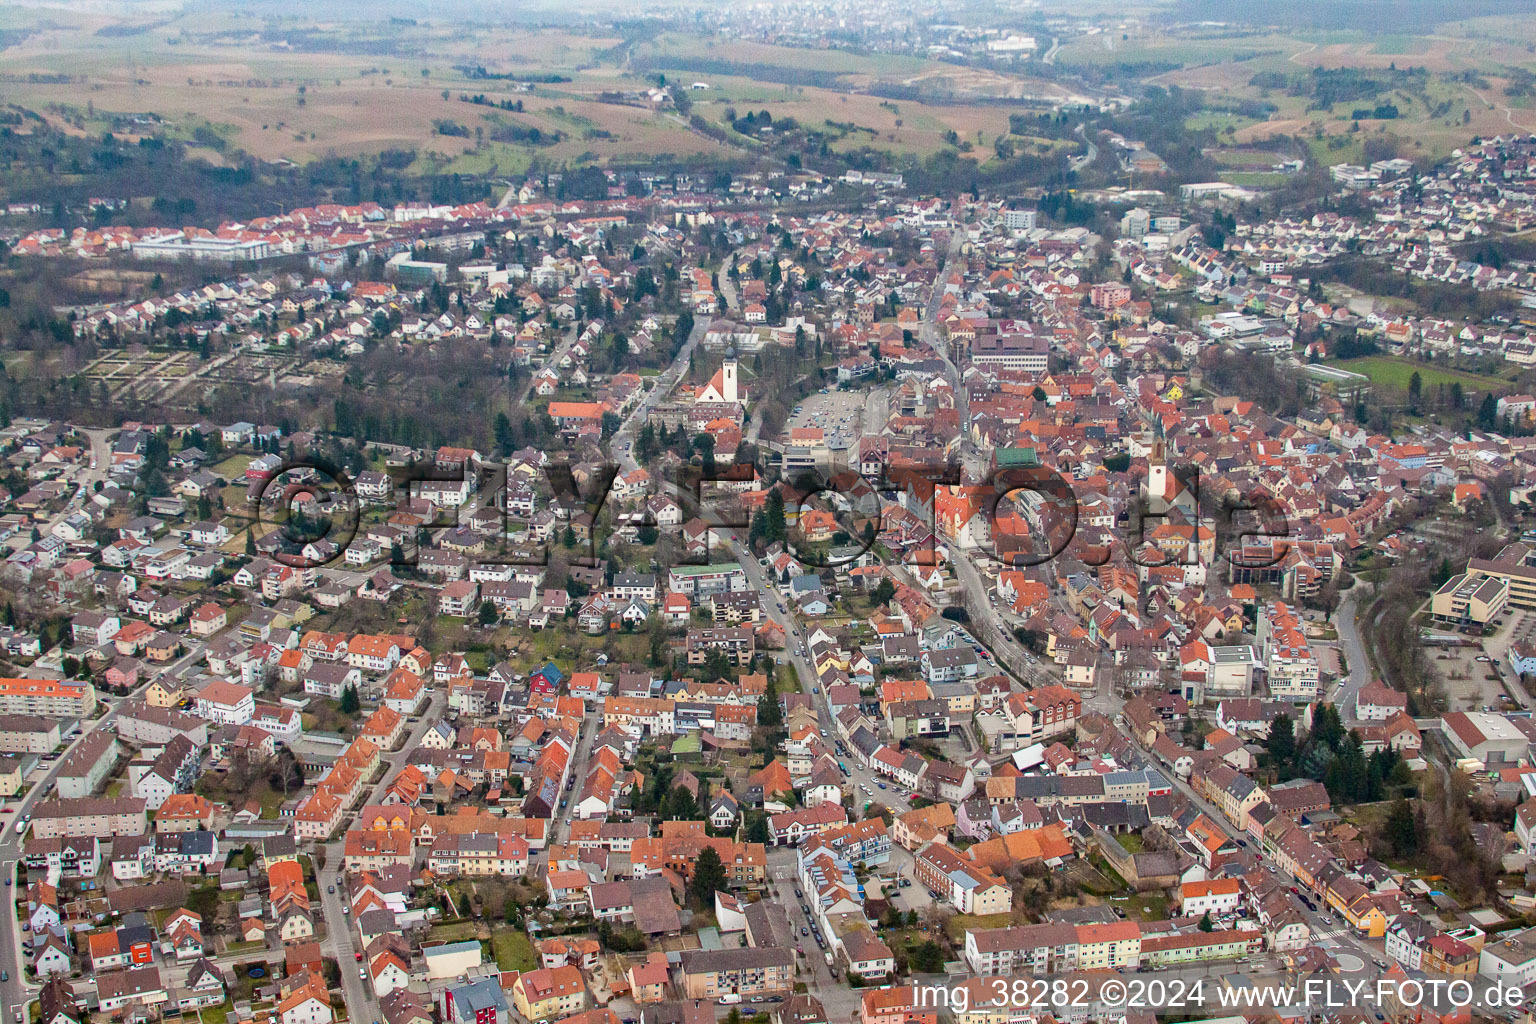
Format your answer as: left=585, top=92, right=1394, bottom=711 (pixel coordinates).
left=743, top=811, right=770, bottom=845
left=758, top=672, right=783, bottom=733
left=339, top=684, right=360, bottom=714
left=908, top=940, right=944, bottom=973
left=764, top=487, right=787, bottom=542
left=494, top=412, right=514, bottom=457
left=1479, top=393, right=1499, bottom=430
left=690, top=845, right=727, bottom=904
left=663, top=784, right=697, bottom=820
left=1197, top=910, right=1214, bottom=932
left=1311, top=703, right=1345, bottom=751
left=1324, top=732, right=1369, bottom=803
left=1384, top=797, right=1419, bottom=859
left=1265, top=712, right=1296, bottom=779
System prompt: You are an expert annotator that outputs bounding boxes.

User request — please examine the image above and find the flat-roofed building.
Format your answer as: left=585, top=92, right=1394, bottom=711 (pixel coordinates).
left=1431, top=572, right=1509, bottom=627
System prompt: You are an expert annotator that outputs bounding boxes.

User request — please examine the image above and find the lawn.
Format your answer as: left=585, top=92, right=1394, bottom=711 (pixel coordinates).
left=199, top=1003, right=232, bottom=1024
left=212, top=454, right=254, bottom=478
left=489, top=930, right=539, bottom=971
left=430, top=920, right=479, bottom=943
left=1115, top=833, right=1145, bottom=854
left=1126, top=892, right=1169, bottom=921
left=944, top=912, right=1015, bottom=942
left=1329, top=356, right=1513, bottom=394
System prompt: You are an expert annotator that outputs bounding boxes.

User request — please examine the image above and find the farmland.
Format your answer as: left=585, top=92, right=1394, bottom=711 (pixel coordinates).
left=0, top=10, right=1086, bottom=173
left=2, top=0, right=1534, bottom=181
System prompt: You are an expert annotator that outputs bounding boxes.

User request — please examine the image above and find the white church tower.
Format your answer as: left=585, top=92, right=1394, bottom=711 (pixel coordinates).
left=720, top=355, right=739, bottom=404
left=696, top=349, right=741, bottom=405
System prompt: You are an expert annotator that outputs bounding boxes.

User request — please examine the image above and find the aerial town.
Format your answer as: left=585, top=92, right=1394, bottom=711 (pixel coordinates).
left=6, top=3, right=1536, bottom=1024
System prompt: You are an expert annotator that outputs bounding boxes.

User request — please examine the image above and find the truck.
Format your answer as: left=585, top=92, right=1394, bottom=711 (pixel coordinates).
left=718, top=995, right=741, bottom=1006
left=824, top=952, right=835, bottom=968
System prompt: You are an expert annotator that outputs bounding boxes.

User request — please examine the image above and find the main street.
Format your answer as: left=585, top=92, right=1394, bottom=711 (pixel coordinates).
left=734, top=539, right=913, bottom=815
left=918, top=227, right=1071, bottom=699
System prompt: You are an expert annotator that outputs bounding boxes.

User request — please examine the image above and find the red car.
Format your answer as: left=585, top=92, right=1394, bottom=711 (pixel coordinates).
left=355, top=952, right=363, bottom=962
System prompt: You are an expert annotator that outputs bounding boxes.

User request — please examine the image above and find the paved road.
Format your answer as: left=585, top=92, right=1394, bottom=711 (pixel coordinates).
left=550, top=710, right=597, bottom=847
left=1070, top=124, right=1099, bottom=173
left=727, top=539, right=912, bottom=816
left=915, top=231, right=1065, bottom=697
left=766, top=848, right=862, bottom=1023
left=6, top=426, right=116, bottom=555
left=521, top=324, right=579, bottom=405
left=1122, top=729, right=1380, bottom=963
left=860, top=387, right=887, bottom=440
left=316, top=691, right=446, bottom=1024
left=717, top=253, right=741, bottom=314
left=612, top=317, right=709, bottom=479
left=1331, top=587, right=1371, bottom=721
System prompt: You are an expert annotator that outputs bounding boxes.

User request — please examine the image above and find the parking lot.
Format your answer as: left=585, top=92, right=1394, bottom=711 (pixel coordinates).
left=785, top=389, right=868, bottom=452
left=1432, top=643, right=1511, bottom=713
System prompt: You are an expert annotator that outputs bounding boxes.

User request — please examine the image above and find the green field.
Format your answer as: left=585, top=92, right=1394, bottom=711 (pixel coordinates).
left=1329, top=356, right=1513, bottom=393
left=490, top=930, right=538, bottom=971
left=1372, top=35, right=1433, bottom=55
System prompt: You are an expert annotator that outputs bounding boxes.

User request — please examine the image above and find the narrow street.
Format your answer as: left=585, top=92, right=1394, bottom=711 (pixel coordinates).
left=1121, top=731, right=1381, bottom=964
left=316, top=692, right=446, bottom=1024
left=730, top=539, right=911, bottom=814
left=612, top=317, right=708, bottom=478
